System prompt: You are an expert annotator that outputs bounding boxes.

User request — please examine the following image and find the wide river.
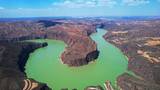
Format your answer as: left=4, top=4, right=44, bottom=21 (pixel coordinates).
left=25, top=29, right=128, bottom=90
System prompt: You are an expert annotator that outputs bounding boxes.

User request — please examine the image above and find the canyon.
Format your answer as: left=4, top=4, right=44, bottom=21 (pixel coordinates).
left=0, top=20, right=99, bottom=66
left=0, top=17, right=160, bottom=90
left=0, top=19, right=100, bottom=90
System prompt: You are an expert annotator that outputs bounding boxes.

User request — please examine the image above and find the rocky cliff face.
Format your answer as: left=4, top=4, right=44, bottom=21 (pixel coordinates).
left=0, top=19, right=100, bottom=89
left=47, top=24, right=99, bottom=66
left=0, top=41, right=50, bottom=90
left=0, top=20, right=99, bottom=67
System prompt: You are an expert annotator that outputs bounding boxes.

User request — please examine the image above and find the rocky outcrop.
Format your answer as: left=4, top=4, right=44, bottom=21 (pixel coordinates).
left=47, top=24, right=99, bottom=66
left=0, top=41, right=51, bottom=90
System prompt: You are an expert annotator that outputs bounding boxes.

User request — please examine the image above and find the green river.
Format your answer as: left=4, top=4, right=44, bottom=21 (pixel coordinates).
left=25, top=29, right=128, bottom=90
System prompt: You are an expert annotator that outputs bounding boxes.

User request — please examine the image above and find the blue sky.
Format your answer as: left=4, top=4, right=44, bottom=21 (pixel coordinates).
left=0, top=0, right=160, bottom=17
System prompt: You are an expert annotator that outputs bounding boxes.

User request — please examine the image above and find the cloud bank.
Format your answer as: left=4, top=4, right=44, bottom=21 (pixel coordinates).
left=122, top=0, right=150, bottom=6
left=52, top=0, right=153, bottom=8
left=52, top=0, right=117, bottom=8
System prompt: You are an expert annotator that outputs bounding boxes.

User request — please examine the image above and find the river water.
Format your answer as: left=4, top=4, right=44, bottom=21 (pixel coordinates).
left=25, top=29, right=128, bottom=90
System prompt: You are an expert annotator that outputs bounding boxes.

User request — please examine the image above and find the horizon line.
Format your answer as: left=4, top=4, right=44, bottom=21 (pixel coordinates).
left=0, top=15, right=160, bottom=19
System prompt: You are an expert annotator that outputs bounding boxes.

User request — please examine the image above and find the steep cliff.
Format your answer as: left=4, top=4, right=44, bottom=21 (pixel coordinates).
left=0, top=41, right=51, bottom=90
left=47, top=24, right=99, bottom=66
left=0, top=21, right=99, bottom=67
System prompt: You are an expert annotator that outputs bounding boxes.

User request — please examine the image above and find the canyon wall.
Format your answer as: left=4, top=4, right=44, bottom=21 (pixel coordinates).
left=0, top=20, right=99, bottom=66
left=0, top=41, right=50, bottom=90
left=0, top=19, right=100, bottom=89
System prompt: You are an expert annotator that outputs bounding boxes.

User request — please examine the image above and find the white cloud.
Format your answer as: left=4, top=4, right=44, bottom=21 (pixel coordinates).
left=0, top=7, right=4, bottom=10
left=52, top=0, right=117, bottom=8
left=52, top=0, right=87, bottom=8
left=122, top=0, right=150, bottom=6
left=97, top=0, right=117, bottom=7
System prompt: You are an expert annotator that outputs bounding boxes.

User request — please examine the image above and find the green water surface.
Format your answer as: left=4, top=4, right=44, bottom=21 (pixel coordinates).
left=25, top=29, right=128, bottom=90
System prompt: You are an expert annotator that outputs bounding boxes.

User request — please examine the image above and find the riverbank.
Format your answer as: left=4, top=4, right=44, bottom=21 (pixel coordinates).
left=104, top=20, right=160, bottom=90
